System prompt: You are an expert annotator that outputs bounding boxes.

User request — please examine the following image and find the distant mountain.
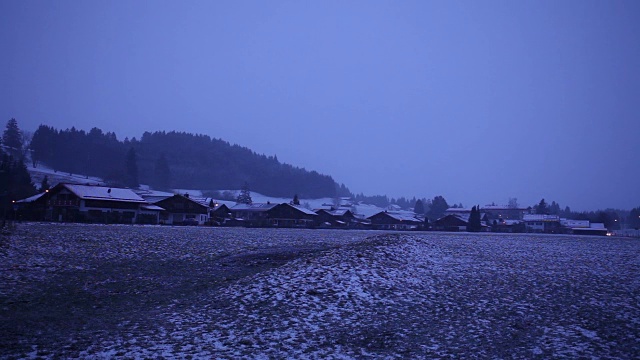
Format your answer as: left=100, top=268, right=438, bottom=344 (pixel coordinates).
left=29, top=125, right=351, bottom=198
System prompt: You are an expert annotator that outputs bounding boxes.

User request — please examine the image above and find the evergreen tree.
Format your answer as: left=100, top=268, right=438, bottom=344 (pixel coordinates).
left=535, top=199, right=549, bottom=214
left=427, top=195, right=449, bottom=220
left=153, top=153, right=172, bottom=190
left=468, top=205, right=482, bottom=232
left=413, top=199, right=425, bottom=214
left=2, top=118, right=23, bottom=158
left=292, top=194, right=300, bottom=205
left=124, top=147, right=139, bottom=188
left=0, top=154, right=37, bottom=216
left=236, top=182, right=253, bottom=204
left=39, top=175, right=51, bottom=192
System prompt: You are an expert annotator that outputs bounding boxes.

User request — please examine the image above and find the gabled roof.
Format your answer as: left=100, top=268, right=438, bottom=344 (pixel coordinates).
left=287, top=204, right=318, bottom=216
left=369, top=211, right=422, bottom=223
left=151, top=194, right=209, bottom=210
left=141, top=204, right=165, bottom=211
left=16, top=192, right=47, bottom=203
left=59, top=184, right=146, bottom=203
left=325, top=208, right=352, bottom=216
left=142, top=195, right=173, bottom=204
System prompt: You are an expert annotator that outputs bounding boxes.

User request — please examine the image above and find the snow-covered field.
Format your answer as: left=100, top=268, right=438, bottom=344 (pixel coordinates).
left=1, top=224, right=639, bottom=358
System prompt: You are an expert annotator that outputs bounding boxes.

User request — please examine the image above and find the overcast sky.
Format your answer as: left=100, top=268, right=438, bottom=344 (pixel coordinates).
left=2, top=0, right=639, bottom=210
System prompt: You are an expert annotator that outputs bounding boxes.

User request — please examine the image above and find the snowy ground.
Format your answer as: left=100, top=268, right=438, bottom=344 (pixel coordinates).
left=1, top=224, right=639, bottom=359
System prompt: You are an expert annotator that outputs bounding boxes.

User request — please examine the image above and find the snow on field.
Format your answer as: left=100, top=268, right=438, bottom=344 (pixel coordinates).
left=27, top=163, right=106, bottom=187
left=146, top=233, right=639, bottom=359
left=2, top=225, right=639, bottom=359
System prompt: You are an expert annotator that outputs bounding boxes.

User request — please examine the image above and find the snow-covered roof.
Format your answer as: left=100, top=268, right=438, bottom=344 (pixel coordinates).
left=445, top=208, right=472, bottom=213
left=561, top=219, right=590, bottom=228
left=141, top=204, right=165, bottom=211
left=142, top=195, right=173, bottom=204
left=16, top=192, right=47, bottom=203
left=370, top=211, right=421, bottom=222
left=288, top=204, right=318, bottom=216
left=316, top=208, right=352, bottom=216
left=523, top=214, right=560, bottom=222
left=62, top=184, right=146, bottom=203
left=590, top=223, right=606, bottom=229
left=481, top=205, right=527, bottom=211
left=231, top=203, right=278, bottom=212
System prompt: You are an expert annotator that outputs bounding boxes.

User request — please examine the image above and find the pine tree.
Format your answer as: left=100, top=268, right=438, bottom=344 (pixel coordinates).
left=39, top=175, right=51, bottom=192
left=236, top=182, right=253, bottom=204
left=0, top=154, right=36, bottom=215
left=2, top=118, right=23, bottom=158
left=536, top=199, right=548, bottom=214
left=413, top=199, right=425, bottom=214
left=124, top=147, right=139, bottom=188
left=468, top=205, right=482, bottom=232
left=292, top=194, right=300, bottom=205
left=153, top=153, right=172, bottom=190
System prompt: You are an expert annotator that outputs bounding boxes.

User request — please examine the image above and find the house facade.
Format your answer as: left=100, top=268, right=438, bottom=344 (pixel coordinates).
left=148, top=194, right=209, bottom=225
left=229, top=203, right=318, bottom=228
left=432, top=214, right=469, bottom=231
left=42, top=183, right=162, bottom=224
left=368, top=211, right=422, bottom=230
left=523, top=214, right=562, bottom=233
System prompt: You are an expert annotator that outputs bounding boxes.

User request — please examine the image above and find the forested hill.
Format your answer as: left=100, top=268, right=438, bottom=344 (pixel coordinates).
left=29, top=126, right=350, bottom=198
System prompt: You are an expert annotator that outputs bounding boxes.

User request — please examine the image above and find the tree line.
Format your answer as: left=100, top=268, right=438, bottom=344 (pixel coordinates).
left=28, top=124, right=345, bottom=198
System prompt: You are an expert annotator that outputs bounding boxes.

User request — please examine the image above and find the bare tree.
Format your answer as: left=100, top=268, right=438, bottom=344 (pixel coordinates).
left=508, top=197, right=519, bottom=209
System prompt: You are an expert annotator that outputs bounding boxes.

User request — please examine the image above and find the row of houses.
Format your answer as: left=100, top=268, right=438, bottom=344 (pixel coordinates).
left=13, top=183, right=607, bottom=235
left=14, top=183, right=425, bottom=229
left=431, top=212, right=607, bottom=236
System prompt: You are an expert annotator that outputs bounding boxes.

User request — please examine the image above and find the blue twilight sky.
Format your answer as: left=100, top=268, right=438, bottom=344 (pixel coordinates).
left=1, top=0, right=639, bottom=211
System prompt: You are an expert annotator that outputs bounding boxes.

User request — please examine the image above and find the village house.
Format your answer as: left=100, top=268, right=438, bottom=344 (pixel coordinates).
left=33, top=183, right=163, bottom=224
left=445, top=206, right=528, bottom=221
left=209, top=203, right=232, bottom=225
left=432, top=214, right=469, bottom=231
left=560, top=219, right=608, bottom=236
left=523, top=214, right=562, bottom=233
left=367, top=211, right=423, bottom=230
left=314, top=208, right=356, bottom=228
left=143, top=193, right=209, bottom=225
left=229, top=203, right=318, bottom=228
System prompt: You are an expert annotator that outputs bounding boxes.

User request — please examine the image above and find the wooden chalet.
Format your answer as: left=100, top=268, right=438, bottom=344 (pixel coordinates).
left=432, top=214, right=469, bottom=231
left=315, top=208, right=355, bottom=227
left=229, top=203, right=318, bottom=228
left=367, top=211, right=423, bottom=230
left=146, top=194, right=209, bottom=225
left=209, top=203, right=231, bottom=225
left=37, top=183, right=162, bottom=224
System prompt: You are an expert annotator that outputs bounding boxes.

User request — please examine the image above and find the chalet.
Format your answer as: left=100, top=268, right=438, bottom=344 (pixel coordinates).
left=432, top=214, right=469, bottom=232
left=314, top=208, right=356, bottom=228
left=145, top=194, right=209, bottom=225
left=229, top=203, right=318, bottom=228
left=367, top=211, right=423, bottom=230
left=42, top=183, right=162, bottom=224
left=209, top=203, right=232, bottom=225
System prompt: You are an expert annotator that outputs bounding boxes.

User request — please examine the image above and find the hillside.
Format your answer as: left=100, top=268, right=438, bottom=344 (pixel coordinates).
left=28, top=126, right=350, bottom=199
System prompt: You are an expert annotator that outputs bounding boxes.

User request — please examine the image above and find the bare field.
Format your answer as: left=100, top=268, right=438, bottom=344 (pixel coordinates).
left=1, top=224, right=639, bottom=359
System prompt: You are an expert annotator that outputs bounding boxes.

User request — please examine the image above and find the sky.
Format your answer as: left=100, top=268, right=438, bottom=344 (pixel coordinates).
left=1, top=0, right=639, bottom=211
